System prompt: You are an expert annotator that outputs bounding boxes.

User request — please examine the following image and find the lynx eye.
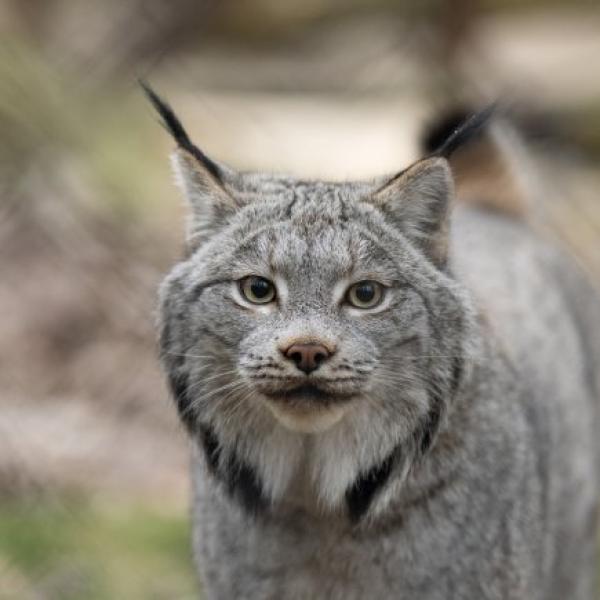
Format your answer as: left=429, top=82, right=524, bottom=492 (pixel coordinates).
left=345, top=280, right=384, bottom=309
left=239, top=276, right=276, bottom=304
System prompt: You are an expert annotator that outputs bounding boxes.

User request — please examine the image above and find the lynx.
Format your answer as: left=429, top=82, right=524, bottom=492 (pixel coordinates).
left=145, top=83, right=600, bottom=599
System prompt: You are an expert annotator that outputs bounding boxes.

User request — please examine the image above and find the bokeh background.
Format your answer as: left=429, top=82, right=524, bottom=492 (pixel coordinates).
left=1, top=0, right=600, bottom=598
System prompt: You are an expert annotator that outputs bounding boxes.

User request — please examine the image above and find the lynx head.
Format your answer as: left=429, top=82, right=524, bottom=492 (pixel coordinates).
left=147, top=84, right=482, bottom=521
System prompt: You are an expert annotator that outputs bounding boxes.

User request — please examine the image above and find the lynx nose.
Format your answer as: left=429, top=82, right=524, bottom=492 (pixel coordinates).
left=283, top=343, right=332, bottom=375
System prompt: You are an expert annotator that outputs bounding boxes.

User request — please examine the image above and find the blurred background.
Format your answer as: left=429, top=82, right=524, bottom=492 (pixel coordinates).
left=1, top=0, right=599, bottom=598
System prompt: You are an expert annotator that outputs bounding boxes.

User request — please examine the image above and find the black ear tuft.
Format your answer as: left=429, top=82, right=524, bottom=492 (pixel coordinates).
left=139, top=79, right=223, bottom=182
left=423, top=103, right=497, bottom=159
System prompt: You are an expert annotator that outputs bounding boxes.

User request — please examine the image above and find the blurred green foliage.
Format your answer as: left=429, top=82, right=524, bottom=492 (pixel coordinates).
left=0, top=37, right=172, bottom=225
left=0, top=500, right=198, bottom=600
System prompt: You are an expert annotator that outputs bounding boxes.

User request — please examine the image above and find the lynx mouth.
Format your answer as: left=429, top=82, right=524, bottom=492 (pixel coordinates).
left=259, top=381, right=357, bottom=433
left=262, top=383, right=356, bottom=405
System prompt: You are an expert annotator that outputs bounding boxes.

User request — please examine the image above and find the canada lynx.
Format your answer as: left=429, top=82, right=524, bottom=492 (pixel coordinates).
left=145, top=84, right=600, bottom=599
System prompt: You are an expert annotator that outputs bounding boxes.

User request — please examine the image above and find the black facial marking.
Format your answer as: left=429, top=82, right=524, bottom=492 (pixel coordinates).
left=198, top=325, right=235, bottom=349
left=226, top=454, right=267, bottom=515
left=416, top=349, right=465, bottom=457
left=285, top=194, right=298, bottom=218
left=338, top=198, right=351, bottom=223
left=161, top=318, right=197, bottom=432
left=389, top=334, right=420, bottom=351
left=451, top=355, right=463, bottom=395
left=189, top=278, right=231, bottom=303
left=168, top=371, right=196, bottom=432
left=346, top=447, right=398, bottom=523
left=198, top=426, right=267, bottom=515
left=200, top=424, right=221, bottom=474
left=417, top=393, right=443, bottom=456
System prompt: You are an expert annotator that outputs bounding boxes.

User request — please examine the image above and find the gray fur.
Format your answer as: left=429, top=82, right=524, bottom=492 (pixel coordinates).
left=158, top=136, right=600, bottom=599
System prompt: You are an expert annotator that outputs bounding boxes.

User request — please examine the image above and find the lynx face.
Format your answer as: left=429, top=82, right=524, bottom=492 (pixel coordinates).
left=150, top=86, right=472, bottom=518
left=165, top=185, right=440, bottom=435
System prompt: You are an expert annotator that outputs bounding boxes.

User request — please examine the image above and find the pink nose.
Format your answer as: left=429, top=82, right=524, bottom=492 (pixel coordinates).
left=283, top=343, right=332, bottom=375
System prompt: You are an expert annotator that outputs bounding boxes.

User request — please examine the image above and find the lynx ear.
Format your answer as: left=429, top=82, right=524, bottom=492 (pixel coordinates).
left=141, top=80, right=239, bottom=245
left=170, top=148, right=239, bottom=243
left=370, top=157, right=453, bottom=266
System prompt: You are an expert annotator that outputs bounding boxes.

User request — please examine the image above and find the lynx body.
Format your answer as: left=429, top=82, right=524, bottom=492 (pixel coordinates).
left=148, top=87, right=600, bottom=599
